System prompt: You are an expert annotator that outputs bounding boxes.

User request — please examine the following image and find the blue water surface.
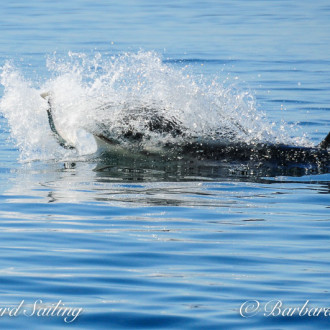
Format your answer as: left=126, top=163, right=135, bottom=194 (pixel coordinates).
left=0, top=1, right=329, bottom=329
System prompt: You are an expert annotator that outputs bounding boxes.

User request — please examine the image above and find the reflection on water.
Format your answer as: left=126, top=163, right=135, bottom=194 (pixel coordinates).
left=0, top=158, right=329, bottom=329
left=92, top=150, right=329, bottom=182
left=3, top=158, right=329, bottom=209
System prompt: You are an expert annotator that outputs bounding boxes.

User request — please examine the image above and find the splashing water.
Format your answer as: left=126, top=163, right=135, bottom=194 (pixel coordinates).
left=0, top=51, right=307, bottom=162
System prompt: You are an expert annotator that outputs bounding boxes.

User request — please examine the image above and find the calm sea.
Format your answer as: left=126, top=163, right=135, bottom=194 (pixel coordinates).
left=0, top=1, right=329, bottom=329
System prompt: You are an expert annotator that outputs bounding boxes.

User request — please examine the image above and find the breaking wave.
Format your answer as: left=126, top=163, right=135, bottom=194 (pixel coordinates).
left=0, top=51, right=308, bottom=162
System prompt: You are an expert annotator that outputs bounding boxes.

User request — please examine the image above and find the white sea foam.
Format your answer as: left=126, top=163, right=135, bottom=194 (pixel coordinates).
left=0, top=51, right=308, bottom=162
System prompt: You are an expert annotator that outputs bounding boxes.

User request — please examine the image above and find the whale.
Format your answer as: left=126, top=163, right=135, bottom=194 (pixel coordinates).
left=41, top=92, right=329, bottom=174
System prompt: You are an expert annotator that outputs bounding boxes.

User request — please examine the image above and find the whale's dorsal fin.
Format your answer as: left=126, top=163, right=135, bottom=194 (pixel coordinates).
left=41, top=93, right=75, bottom=150
left=318, top=132, right=330, bottom=149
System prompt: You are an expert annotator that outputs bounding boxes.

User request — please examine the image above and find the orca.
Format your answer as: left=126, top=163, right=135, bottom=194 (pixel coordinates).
left=41, top=93, right=329, bottom=169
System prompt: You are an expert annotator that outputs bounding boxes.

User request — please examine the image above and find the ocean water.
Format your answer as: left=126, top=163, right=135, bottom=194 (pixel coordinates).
left=0, top=1, right=329, bottom=329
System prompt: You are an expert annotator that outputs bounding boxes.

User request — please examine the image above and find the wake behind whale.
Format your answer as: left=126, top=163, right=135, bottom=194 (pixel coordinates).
left=0, top=51, right=329, bottom=177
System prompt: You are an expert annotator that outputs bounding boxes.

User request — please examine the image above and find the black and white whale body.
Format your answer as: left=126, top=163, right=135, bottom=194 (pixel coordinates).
left=41, top=93, right=329, bottom=174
